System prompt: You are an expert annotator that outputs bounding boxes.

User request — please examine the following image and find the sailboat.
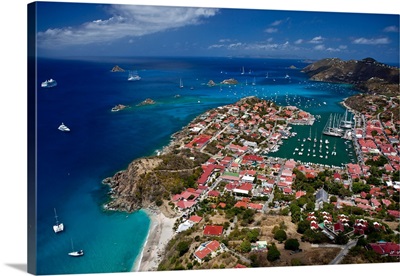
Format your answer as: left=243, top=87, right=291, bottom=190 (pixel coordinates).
left=241, top=66, right=245, bottom=75
left=252, top=77, right=256, bottom=86
left=53, top=208, right=64, bottom=233
left=68, top=239, right=84, bottom=257
left=179, top=78, right=184, bottom=89
left=307, top=127, right=312, bottom=141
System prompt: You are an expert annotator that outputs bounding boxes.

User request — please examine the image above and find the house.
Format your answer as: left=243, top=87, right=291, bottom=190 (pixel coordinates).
left=176, top=220, right=195, bottom=233
left=188, top=215, right=203, bottom=224
left=247, top=203, right=263, bottom=211
left=369, top=242, right=400, bottom=257
left=234, top=201, right=248, bottom=209
left=251, top=241, right=268, bottom=251
left=233, top=183, right=253, bottom=195
left=333, top=221, right=345, bottom=233
left=194, top=240, right=222, bottom=263
left=354, top=219, right=369, bottom=235
left=207, top=190, right=221, bottom=198
left=295, top=191, right=306, bottom=199
left=203, top=225, right=224, bottom=236
left=176, top=200, right=196, bottom=210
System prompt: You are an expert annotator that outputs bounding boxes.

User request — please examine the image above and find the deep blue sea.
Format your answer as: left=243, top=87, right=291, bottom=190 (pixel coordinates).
left=35, top=56, right=358, bottom=275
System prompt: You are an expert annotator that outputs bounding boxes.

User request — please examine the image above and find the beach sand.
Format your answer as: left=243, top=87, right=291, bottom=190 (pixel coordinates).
left=132, top=208, right=177, bottom=272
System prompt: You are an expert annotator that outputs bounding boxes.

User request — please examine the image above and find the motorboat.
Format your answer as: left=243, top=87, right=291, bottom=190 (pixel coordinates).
left=58, top=123, right=70, bottom=132
left=41, top=79, right=57, bottom=88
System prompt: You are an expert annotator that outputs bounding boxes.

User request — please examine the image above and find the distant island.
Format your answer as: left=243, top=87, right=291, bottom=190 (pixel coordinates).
left=207, top=78, right=239, bottom=87
left=111, top=104, right=129, bottom=112
left=220, top=78, right=238, bottom=85
left=137, top=98, right=156, bottom=106
left=111, top=65, right=125, bottom=72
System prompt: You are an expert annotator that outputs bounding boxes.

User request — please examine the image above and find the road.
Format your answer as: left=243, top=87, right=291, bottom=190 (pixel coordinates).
left=329, top=239, right=357, bottom=265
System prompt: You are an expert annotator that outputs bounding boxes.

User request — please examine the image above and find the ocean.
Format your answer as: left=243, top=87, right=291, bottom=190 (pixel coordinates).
left=34, top=56, right=358, bottom=275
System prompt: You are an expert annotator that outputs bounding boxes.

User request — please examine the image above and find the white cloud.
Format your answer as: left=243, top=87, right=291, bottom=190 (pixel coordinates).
left=37, top=5, right=219, bottom=48
left=314, top=44, right=325, bottom=50
left=294, top=39, right=304, bottom=44
left=265, top=28, right=278, bottom=33
left=383, top=25, right=399, bottom=32
left=270, top=20, right=283, bottom=26
left=309, top=36, right=324, bottom=44
left=208, top=44, right=224, bottom=49
left=352, top=37, right=390, bottom=45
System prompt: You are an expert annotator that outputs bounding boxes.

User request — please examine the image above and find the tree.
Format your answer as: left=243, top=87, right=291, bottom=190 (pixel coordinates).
left=273, top=229, right=287, bottom=242
left=267, top=243, right=280, bottom=261
left=284, top=239, right=300, bottom=251
left=176, top=241, right=190, bottom=256
left=297, top=220, right=310, bottom=234
left=330, top=195, right=338, bottom=203
left=240, top=240, right=252, bottom=253
left=335, top=232, right=349, bottom=245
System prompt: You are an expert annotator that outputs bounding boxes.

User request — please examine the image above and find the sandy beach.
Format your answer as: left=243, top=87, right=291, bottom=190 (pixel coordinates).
left=132, top=208, right=177, bottom=272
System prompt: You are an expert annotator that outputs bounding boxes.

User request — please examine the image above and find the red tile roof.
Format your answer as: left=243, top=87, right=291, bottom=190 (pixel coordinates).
left=203, top=225, right=224, bottom=236
left=188, top=215, right=203, bottom=223
left=234, top=201, right=248, bottom=209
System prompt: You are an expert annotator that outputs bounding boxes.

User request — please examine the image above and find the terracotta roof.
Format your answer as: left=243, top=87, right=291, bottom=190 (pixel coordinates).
left=203, top=225, right=224, bottom=236
left=188, top=215, right=203, bottom=223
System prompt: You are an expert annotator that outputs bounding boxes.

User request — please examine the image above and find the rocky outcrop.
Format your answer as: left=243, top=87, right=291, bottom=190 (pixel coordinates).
left=103, top=157, right=164, bottom=212
left=137, top=98, right=156, bottom=106
left=207, top=80, right=216, bottom=87
left=111, top=65, right=125, bottom=72
left=302, top=57, right=399, bottom=95
left=220, top=78, right=238, bottom=85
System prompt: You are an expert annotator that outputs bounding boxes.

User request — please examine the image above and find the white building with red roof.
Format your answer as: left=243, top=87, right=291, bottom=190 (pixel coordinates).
left=194, top=240, right=223, bottom=263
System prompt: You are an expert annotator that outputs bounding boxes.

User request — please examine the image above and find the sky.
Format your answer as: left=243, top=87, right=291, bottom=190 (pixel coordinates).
left=33, top=1, right=400, bottom=62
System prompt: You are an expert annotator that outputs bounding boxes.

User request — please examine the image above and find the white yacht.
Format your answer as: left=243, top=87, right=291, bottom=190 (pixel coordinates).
left=41, top=79, right=57, bottom=88
left=58, top=123, right=70, bottom=132
left=128, top=71, right=141, bottom=81
left=53, top=208, right=64, bottom=233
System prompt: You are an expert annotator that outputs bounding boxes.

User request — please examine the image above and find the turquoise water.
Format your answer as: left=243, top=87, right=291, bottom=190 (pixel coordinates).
left=35, top=56, right=358, bottom=274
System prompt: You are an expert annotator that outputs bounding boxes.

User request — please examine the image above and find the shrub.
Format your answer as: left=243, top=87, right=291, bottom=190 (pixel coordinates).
left=274, top=229, right=287, bottom=242
left=284, top=239, right=300, bottom=251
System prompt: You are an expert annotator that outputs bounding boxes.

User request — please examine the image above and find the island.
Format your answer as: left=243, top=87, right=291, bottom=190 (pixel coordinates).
left=137, top=98, right=156, bottom=106
left=220, top=78, right=238, bottom=85
left=111, top=65, right=125, bottom=72
left=111, top=104, right=129, bottom=112
left=102, top=58, right=399, bottom=272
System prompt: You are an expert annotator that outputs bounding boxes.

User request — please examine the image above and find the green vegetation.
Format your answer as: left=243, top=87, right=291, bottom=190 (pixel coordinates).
left=284, top=239, right=300, bottom=251
left=267, top=243, right=280, bottom=262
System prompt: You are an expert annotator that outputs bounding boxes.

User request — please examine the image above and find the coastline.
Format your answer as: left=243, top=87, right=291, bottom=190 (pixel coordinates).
left=131, top=208, right=177, bottom=272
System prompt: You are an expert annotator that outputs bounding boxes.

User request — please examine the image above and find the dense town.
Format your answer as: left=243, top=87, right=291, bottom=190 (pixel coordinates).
left=156, top=95, right=399, bottom=270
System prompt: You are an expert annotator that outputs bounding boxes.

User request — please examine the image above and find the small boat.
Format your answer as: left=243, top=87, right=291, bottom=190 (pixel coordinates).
left=53, top=208, right=64, bottom=233
left=179, top=78, right=184, bottom=89
left=68, top=239, right=84, bottom=257
left=128, top=71, right=141, bottom=81
left=41, top=78, right=57, bottom=88
left=58, top=123, right=70, bottom=132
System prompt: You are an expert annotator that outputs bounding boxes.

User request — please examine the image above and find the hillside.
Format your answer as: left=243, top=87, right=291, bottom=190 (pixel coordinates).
left=302, top=57, right=399, bottom=96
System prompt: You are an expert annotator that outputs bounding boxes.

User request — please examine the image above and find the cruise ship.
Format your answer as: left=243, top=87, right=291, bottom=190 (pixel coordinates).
left=41, top=78, right=57, bottom=88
